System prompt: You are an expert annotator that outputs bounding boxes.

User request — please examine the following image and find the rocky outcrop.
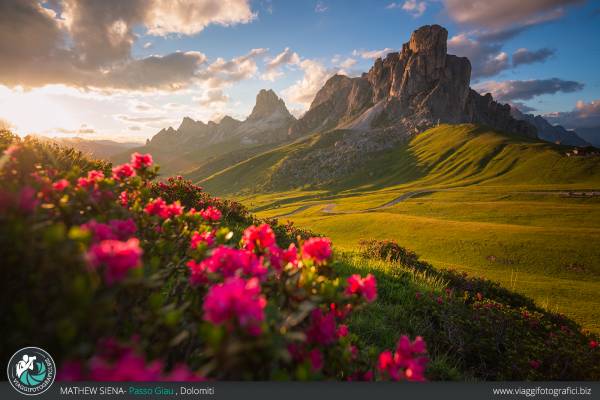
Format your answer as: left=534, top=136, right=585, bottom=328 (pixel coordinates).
left=148, top=89, right=295, bottom=150
left=511, top=108, right=590, bottom=147
left=290, top=24, right=537, bottom=139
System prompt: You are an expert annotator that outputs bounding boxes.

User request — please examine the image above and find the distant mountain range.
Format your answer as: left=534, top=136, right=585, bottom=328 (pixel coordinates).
left=37, top=137, right=140, bottom=159
left=119, top=24, right=596, bottom=185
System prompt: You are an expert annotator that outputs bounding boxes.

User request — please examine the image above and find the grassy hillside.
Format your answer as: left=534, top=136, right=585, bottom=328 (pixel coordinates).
left=198, top=124, right=600, bottom=332
left=3, top=129, right=599, bottom=380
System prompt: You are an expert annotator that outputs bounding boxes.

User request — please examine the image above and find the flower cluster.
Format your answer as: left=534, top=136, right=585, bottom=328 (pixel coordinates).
left=378, top=336, right=428, bottom=381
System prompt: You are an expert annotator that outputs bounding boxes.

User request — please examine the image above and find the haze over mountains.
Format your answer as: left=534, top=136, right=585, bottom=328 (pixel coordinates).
left=118, top=25, right=596, bottom=185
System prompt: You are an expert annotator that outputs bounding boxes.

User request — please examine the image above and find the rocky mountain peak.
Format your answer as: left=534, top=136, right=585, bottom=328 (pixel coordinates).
left=408, top=24, right=447, bottom=59
left=248, top=89, right=293, bottom=121
left=290, top=24, right=536, bottom=139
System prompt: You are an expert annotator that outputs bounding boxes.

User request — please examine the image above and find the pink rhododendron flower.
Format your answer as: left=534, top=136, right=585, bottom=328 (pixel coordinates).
left=283, top=243, right=299, bottom=267
left=591, top=340, right=598, bottom=349
left=166, top=201, right=184, bottom=217
left=82, top=219, right=137, bottom=242
left=89, top=350, right=162, bottom=381
left=242, top=224, right=276, bottom=251
left=345, top=274, right=377, bottom=302
left=87, top=238, right=143, bottom=284
left=309, top=349, right=324, bottom=372
left=306, top=309, right=337, bottom=345
left=337, top=324, right=349, bottom=338
left=529, top=360, right=541, bottom=369
left=203, top=277, right=266, bottom=335
left=377, top=335, right=428, bottom=382
left=144, top=198, right=167, bottom=218
left=112, top=163, right=136, bottom=180
left=131, top=152, right=153, bottom=169
left=199, top=246, right=266, bottom=279
left=52, top=179, right=70, bottom=191
left=18, top=186, right=38, bottom=213
left=77, top=170, right=105, bottom=192
left=186, top=260, right=208, bottom=286
left=119, top=191, right=129, bottom=207
left=190, top=230, right=216, bottom=249
left=301, top=237, right=332, bottom=263
left=199, top=206, right=221, bottom=222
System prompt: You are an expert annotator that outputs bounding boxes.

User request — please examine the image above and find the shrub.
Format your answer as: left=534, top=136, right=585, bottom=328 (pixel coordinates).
left=357, top=239, right=600, bottom=380
left=0, top=133, right=425, bottom=381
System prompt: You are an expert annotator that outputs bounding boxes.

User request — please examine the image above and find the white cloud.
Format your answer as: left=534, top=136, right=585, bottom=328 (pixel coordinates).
left=193, top=89, right=229, bottom=106
left=283, top=59, right=334, bottom=108
left=144, top=0, right=256, bottom=36
left=198, top=48, right=268, bottom=88
left=315, top=2, right=328, bottom=13
left=352, top=48, right=395, bottom=59
left=401, top=0, right=427, bottom=17
left=262, top=47, right=300, bottom=81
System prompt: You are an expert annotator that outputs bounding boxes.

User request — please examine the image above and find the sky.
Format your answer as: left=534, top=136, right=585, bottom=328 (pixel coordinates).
left=0, top=0, right=599, bottom=142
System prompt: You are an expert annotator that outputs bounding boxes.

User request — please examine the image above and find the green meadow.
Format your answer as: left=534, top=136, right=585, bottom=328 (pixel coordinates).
left=199, top=124, right=600, bottom=332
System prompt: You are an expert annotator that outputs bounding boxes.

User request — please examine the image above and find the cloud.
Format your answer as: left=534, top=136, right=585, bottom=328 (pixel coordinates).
left=143, top=42, right=153, bottom=49
left=391, top=0, right=427, bottom=17
left=448, top=33, right=510, bottom=78
left=545, top=99, right=600, bottom=128
left=143, top=0, right=255, bottom=36
left=315, top=2, right=328, bottom=13
left=198, top=48, right=267, bottom=88
left=128, top=126, right=142, bottom=131
left=352, top=48, right=395, bottom=59
left=262, top=47, right=300, bottom=81
left=512, top=47, right=555, bottom=67
left=194, top=89, right=229, bottom=106
left=509, top=102, right=537, bottom=113
left=474, top=78, right=584, bottom=102
left=443, top=0, right=584, bottom=29
left=283, top=59, right=334, bottom=107
left=0, top=0, right=256, bottom=91
left=116, top=115, right=171, bottom=123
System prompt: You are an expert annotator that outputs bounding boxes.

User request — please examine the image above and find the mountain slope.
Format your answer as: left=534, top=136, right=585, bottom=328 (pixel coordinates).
left=200, top=124, right=600, bottom=195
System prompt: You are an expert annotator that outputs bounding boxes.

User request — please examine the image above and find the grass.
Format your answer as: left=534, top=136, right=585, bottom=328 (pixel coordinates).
left=197, top=124, right=600, bottom=332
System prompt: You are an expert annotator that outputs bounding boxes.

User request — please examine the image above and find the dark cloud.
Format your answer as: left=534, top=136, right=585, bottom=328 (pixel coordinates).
left=509, top=102, right=537, bottom=114
left=475, top=78, right=584, bottom=102
left=0, top=0, right=255, bottom=91
left=443, top=0, right=584, bottom=29
left=545, top=100, right=600, bottom=128
left=447, top=33, right=509, bottom=78
left=512, top=48, right=555, bottom=67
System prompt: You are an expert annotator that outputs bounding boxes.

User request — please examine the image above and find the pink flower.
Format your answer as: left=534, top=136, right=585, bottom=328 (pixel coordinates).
left=52, top=179, right=70, bottom=191
left=89, top=350, right=162, bottom=381
left=186, top=260, right=208, bottom=286
left=190, top=230, right=215, bottom=249
left=203, top=277, right=266, bottom=335
left=87, top=238, right=143, bottom=284
left=591, top=340, right=598, bottom=349
left=82, top=219, right=137, bottom=242
left=242, top=224, right=276, bottom=251
left=377, top=335, right=428, bottom=382
left=144, top=198, right=167, bottom=218
left=345, top=274, right=377, bottom=303
left=199, top=246, right=266, bottom=279
left=199, top=206, right=221, bottom=222
left=309, top=349, right=323, bottom=372
left=283, top=243, right=299, bottom=267
left=112, top=163, right=136, bottom=180
left=119, top=191, right=129, bottom=207
left=166, top=201, right=184, bottom=217
left=301, top=237, right=332, bottom=264
left=306, top=309, right=337, bottom=345
left=18, top=186, right=38, bottom=213
left=130, top=152, right=153, bottom=170
left=529, top=360, right=541, bottom=369
left=77, top=170, right=104, bottom=190
left=337, top=324, right=349, bottom=338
